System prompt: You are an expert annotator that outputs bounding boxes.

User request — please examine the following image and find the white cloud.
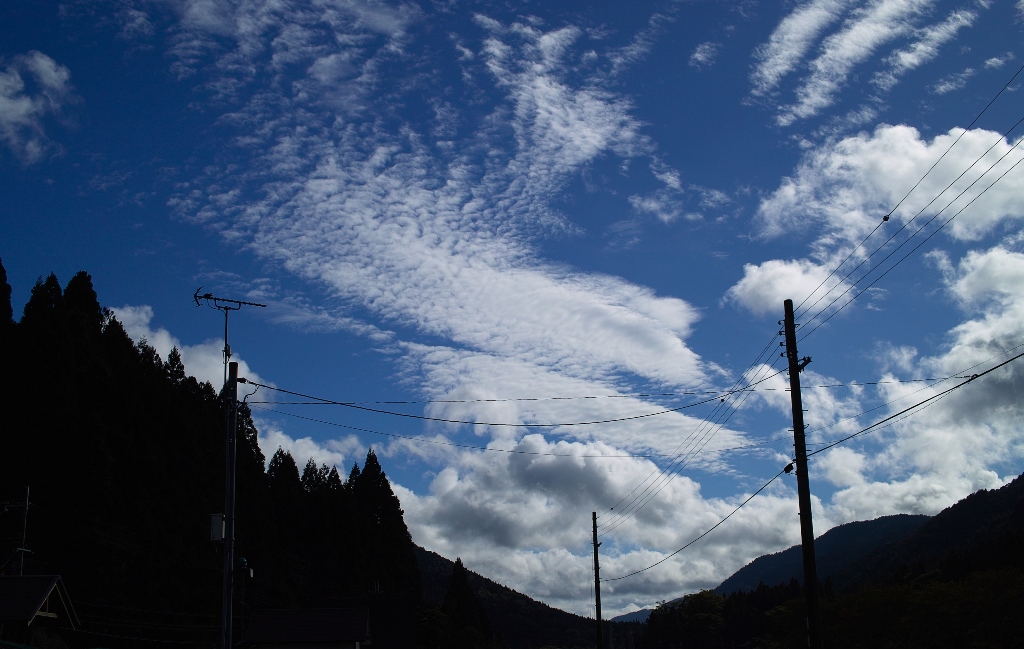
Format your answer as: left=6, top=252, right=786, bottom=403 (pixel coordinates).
left=931, top=67, right=975, bottom=94
left=630, top=191, right=683, bottom=223
left=777, top=0, right=936, bottom=125
left=0, top=51, right=74, bottom=163
left=395, top=434, right=803, bottom=615
left=750, top=0, right=851, bottom=96
left=256, top=422, right=363, bottom=471
left=607, top=11, right=676, bottom=77
left=984, top=53, right=1014, bottom=69
left=159, top=10, right=780, bottom=614
left=111, top=304, right=269, bottom=390
left=725, top=259, right=850, bottom=317
left=756, top=124, right=1024, bottom=247
left=689, top=42, right=720, bottom=69
left=872, top=9, right=976, bottom=91
left=817, top=447, right=867, bottom=487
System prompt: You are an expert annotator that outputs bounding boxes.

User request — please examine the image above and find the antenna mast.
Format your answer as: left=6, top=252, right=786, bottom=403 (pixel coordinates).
left=194, top=287, right=266, bottom=388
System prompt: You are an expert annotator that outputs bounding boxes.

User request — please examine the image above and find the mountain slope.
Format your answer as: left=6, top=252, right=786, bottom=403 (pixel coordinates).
left=417, top=546, right=599, bottom=649
left=715, top=514, right=929, bottom=594
left=835, top=472, right=1024, bottom=590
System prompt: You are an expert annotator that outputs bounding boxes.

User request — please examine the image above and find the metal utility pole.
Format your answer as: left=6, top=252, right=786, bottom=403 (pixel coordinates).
left=194, top=289, right=264, bottom=649
left=193, top=288, right=267, bottom=390
left=592, top=512, right=603, bottom=649
left=782, top=299, right=823, bottom=649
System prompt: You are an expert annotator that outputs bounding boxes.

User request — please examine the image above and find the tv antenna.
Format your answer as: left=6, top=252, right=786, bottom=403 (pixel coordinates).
left=193, top=287, right=266, bottom=389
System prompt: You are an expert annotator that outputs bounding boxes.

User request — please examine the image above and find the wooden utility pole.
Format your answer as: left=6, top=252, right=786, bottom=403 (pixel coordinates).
left=592, top=512, right=603, bottom=649
left=221, top=361, right=239, bottom=649
left=783, top=299, right=823, bottom=649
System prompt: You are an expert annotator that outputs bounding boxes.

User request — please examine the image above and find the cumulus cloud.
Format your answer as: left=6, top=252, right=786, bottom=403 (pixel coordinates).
left=725, top=259, right=850, bottom=316
left=984, top=53, right=1014, bottom=69
left=397, top=435, right=804, bottom=614
left=756, top=124, right=1024, bottom=247
left=0, top=51, right=74, bottom=163
left=630, top=191, right=683, bottom=223
left=256, top=421, right=363, bottom=471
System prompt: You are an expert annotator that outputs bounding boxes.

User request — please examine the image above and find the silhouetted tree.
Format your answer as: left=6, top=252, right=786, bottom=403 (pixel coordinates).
left=0, top=258, right=12, bottom=329
left=443, top=558, right=495, bottom=649
left=352, top=450, right=420, bottom=599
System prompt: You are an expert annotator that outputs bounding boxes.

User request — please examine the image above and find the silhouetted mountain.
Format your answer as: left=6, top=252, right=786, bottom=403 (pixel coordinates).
left=643, top=474, right=1024, bottom=648
left=715, top=514, right=929, bottom=594
left=417, top=546, right=605, bottom=649
left=610, top=609, right=651, bottom=623
left=834, top=471, right=1024, bottom=591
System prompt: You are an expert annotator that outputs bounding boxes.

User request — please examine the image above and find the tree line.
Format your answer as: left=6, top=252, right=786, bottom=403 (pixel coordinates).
left=0, top=262, right=494, bottom=647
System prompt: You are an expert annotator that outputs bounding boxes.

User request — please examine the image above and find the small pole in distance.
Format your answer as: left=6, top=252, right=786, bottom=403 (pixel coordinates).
left=592, top=512, right=603, bottom=649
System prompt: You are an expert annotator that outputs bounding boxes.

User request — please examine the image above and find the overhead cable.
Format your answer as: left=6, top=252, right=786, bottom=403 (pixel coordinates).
left=248, top=403, right=764, bottom=459
left=599, top=349, right=1024, bottom=583
left=793, top=61, right=1024, bottom=321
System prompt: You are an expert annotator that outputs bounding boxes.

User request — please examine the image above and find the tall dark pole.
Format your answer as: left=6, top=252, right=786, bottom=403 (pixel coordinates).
left=592, top=512, right=603, bottom=649
left=783, top=299, right=823, bottom=649
left=194, top=290, right=263, bottom=649
left=18, top=486, right=28, bottom=576
left=221, top=361, right=239, bottom=649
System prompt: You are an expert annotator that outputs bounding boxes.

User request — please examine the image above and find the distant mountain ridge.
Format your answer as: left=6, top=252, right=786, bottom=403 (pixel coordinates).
left=645, top=474, right=1024, bottom=648
left=715, top=513, right=930, bottom=594
left=834, top=471, right=1024, bottom=590
left=416, top=546, right=601, bottom=649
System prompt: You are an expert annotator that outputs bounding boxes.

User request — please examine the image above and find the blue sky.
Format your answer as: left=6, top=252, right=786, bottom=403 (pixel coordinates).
left=3, top=0, right=1024, bottom=617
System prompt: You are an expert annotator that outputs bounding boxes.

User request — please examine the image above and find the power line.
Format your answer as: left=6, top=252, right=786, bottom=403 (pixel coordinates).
left=808, top=349, right=1024, bottom=458
left=598, top=361, right=785, bottom=537
left=243, top=380, right=734, bottom=427
left=242, top=375, right=960, bottom=407
left=598, top=348, right=1024, bottom=583
left=598, top=362, right=778, bottom=532
left=796, top=112, right=1024, bottom=330
left=804, top=342, right=1024, bottom=439
left=249, top=403, right=766, bottom=459
left=793, top=61, right=1024, bottom=322
left=799, top=148, right=1024, bottom=341
left=601, top=466, right=788, bottom=582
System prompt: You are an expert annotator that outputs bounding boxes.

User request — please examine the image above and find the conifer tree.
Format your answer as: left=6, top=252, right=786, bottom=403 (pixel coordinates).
left=20, top=273, right=63, bottom=330
left=443, top=558, right=495, bottom=649
left=165, top=347, right=186, bottom=383
left=63, top=271, right=104, bottom=335
left=0, top=257, right=12, bottom=329
left=268, top=448, right=302, bottom=495
left=346, top=461, right=361, bottom=493
left=352, top=449, right=420, bottom=599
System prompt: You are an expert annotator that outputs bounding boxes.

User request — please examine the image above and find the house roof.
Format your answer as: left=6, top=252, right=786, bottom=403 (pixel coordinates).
left=244, top=608, right=370, bottom=644
left=0, top=575, right=79, bottom=629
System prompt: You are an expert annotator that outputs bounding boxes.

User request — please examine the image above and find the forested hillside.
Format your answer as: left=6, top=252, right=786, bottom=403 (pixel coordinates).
left=642, top=473, right=1024, bottom=648
left=0, top=265, right=418, bottom=646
